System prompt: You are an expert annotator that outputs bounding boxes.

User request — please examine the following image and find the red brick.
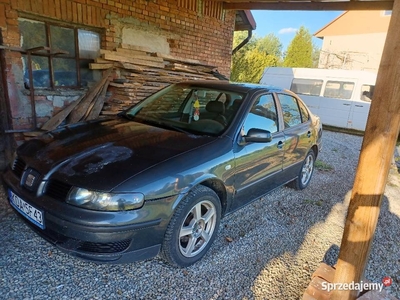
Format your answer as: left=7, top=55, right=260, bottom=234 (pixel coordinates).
left=87, top=0, right=102, bottom=8
left=5, top=6, right=17, bottom=18
left=6, top=18, right=18, bottom=26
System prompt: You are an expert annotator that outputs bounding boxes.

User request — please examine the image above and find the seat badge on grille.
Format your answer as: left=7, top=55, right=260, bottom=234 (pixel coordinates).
left=25, top=173, right=36, bottom=187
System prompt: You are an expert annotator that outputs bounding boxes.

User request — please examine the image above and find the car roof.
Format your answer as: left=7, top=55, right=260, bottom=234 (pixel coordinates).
left=174, top=80, right=286, bottom=94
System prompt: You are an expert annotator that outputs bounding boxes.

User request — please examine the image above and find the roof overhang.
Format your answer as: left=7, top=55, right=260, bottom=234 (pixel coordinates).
left=235, top=10, right=257, bottom=31
left=220, top=0, right=393, bottom=11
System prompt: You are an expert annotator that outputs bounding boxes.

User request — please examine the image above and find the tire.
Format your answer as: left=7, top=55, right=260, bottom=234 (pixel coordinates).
left=160, top=185, right=221, bottom=268
left=288, top=150, right=315, bottom=190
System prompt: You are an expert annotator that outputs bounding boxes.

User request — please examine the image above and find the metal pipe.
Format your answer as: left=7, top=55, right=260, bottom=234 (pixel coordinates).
left=232, top=30, right=252, bottom=55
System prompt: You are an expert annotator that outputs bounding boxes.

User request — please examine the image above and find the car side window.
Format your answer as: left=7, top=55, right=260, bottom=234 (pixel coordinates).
left=242, top=94, right=278, bottom=134
left=298, top=100, right=310, bottom=122
left=278, top=94, right=302, bottom=128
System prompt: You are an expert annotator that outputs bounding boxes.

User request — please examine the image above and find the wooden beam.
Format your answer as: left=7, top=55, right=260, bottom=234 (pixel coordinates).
left=331, top=0, right=400, bottom=298
left=223, top=1, right=394, bottom=11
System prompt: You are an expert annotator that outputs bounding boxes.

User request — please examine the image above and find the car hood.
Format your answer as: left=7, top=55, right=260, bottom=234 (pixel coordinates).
left=18, top=117, right=215, bottom=191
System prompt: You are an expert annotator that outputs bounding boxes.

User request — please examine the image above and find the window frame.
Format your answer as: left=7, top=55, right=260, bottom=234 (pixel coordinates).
left=242, top=93, right=279, bottom=134
left=19, top=16, right=102, bottom=89
left=323, top=80, right=355, bottom=100
left=290, top=78, right=323, bottom=96
left=276, top=93, right=304, bottom=129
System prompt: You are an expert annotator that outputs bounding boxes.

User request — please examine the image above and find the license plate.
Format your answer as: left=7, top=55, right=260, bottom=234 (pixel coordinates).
left=8, top=190, right=45, bottom=229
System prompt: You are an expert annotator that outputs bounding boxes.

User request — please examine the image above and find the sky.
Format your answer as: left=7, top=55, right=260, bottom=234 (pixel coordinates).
left=250, top=10, right=344, bottom=51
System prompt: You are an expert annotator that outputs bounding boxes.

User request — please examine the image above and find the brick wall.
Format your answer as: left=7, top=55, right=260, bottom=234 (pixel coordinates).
left=0, top=0, right=236, bottom=137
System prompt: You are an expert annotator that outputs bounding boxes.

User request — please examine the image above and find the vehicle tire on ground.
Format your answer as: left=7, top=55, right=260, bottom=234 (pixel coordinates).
left=160, top=185, right=221, bottom=268
left=288, top=149, right=316, bottom=190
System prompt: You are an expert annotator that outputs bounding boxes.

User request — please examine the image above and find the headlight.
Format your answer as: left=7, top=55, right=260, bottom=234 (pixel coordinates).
left=66, top=187, right=144, bottom=211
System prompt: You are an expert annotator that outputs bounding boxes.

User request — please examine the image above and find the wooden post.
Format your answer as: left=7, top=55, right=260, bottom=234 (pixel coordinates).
left=331, top=1, right=400, bottom=299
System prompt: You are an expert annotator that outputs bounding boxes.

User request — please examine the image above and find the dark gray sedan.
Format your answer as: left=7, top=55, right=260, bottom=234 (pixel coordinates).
left=2, top=81, right=322, bottom=267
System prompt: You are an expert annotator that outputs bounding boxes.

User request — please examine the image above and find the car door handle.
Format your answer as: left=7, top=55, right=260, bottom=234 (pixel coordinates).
left=343, top=103, right=351, bottom=106
left=355, top=105, right=363, bottom=107
left=277, top=141, right=284, bottom=149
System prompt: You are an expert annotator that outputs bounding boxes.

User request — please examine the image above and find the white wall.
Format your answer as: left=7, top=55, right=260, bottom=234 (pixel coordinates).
left=318, top=32, right=387, bottom=72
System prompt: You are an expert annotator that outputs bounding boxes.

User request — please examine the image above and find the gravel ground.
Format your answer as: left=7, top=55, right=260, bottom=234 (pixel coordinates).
left=0, top=130, right=399, bottom=300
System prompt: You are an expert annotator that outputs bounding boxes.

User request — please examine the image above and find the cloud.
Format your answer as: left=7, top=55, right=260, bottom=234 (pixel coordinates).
left=278, top=27, right=298, bottom=34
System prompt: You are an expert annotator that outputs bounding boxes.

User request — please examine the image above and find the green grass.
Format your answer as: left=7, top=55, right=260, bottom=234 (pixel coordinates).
left=304, top=199, right=324, bottom=206
left=315, top=160, right=334, bottom=171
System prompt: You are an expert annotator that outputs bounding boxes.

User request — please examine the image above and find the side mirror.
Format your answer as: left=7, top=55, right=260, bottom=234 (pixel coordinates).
left=240, top=128, right=272, bottom=144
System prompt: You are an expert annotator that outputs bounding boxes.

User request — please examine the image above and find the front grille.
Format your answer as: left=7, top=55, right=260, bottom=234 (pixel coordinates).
left=12, top=158, right=26, bottom=179
left=44, top=180, right=72, bottom=201
left=77, top=239, right=131, bottom=253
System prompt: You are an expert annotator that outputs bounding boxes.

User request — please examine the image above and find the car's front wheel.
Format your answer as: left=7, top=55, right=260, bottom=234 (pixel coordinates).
left=161, top=185, right=221, bottom=267
left=288, top=149, right=316, bottom=190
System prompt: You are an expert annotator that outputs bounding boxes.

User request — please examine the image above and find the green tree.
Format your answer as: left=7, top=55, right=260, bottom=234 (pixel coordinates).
left=257, top=33, right=282, bottom=58
left=283, top=26, right=314, bottom=68
left=231, top=32, right=282, bottom=83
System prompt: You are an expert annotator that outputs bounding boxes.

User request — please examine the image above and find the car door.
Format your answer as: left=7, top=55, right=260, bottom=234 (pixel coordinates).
left=276, top=93, right=314, bottom=176
left=319, top=80, right=355, bottom=128
left=231, top=93, right=285, bottom=211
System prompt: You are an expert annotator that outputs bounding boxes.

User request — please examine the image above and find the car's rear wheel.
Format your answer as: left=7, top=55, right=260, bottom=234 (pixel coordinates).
left=289, top=150, right=315, bottom=190
left=160, top=185, right=221, bottom=267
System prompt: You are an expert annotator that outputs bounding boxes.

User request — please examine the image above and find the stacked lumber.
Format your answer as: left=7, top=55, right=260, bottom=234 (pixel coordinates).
left=90, top=44, right=224, bottom=115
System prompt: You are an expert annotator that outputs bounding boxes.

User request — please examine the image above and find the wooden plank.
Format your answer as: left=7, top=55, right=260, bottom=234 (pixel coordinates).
left=100, top=110, right=118, bottom=115
left=154, top=52, right=217, bottom=68
left=223, top=1, right=394, bottom=11
left=103, top=53, right=165, bottom=68
left=95, top=57, right=114, bottom=63
left=85, top=79, right=111, bottom=120
left=68, top=69, right=112, bottom=123
left=115, top=48, right=148, bottom=56
left=120, top=43, right=155, bottom=53
left=302, top=277, right=331, bottom=300
left=114, top=49, right=164, bottom=63
left=99, top=49, right=116, bottom=56
left=120, top=63, right=144, bottom=72
left=89, top=63, right=115, bottom=69
left=331, top=0, right=400, bottom=299
left=41, top=93, right=86, bottom=131
left=311, top=263, right=336, bottom=283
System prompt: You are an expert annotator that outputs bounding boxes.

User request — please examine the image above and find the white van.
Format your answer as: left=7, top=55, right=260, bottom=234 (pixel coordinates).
left=260, top=67, right=377, bottom=131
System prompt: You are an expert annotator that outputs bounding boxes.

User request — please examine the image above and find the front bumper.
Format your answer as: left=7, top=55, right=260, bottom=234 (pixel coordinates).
left=2, top=168, right=177, bottom=264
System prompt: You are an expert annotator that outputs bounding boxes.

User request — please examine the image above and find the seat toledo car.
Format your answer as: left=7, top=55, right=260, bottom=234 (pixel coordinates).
left=2, top=80, right=322, bottom=267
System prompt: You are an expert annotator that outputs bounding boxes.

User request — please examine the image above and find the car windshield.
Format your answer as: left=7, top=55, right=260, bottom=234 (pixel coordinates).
left=124, top=83, right=245, bottom=136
